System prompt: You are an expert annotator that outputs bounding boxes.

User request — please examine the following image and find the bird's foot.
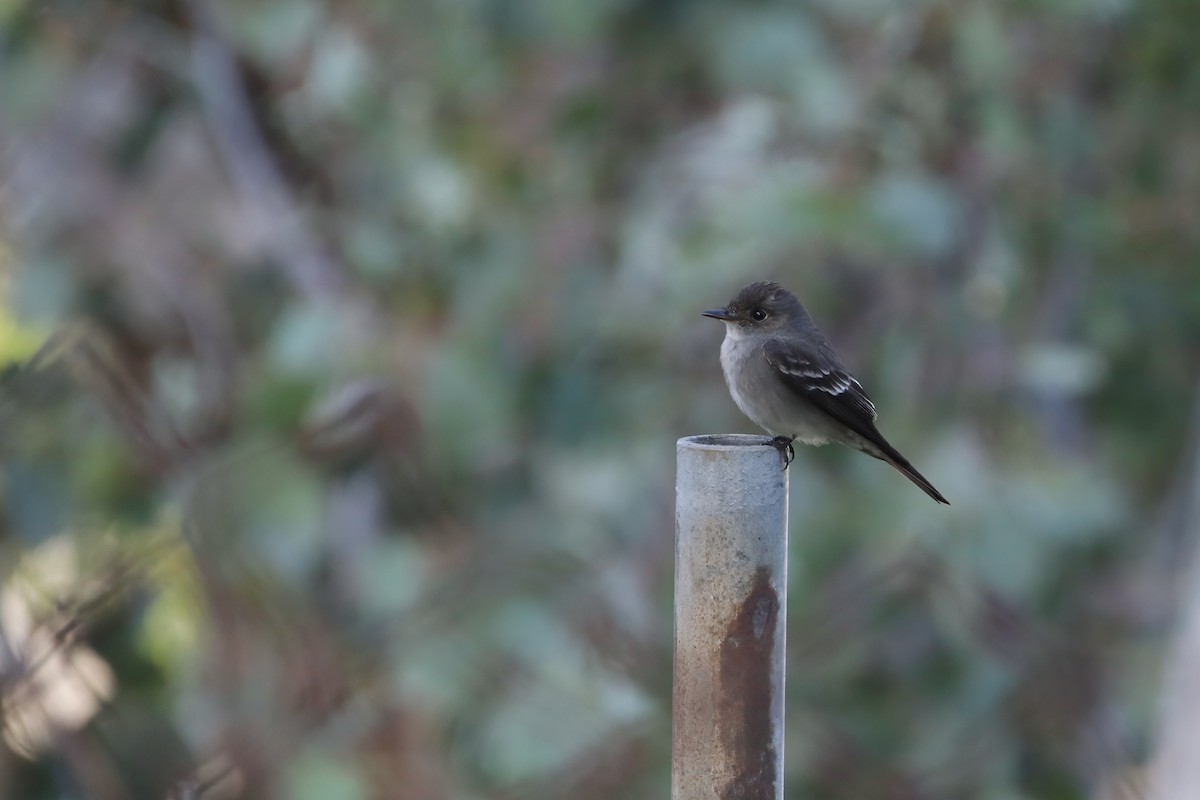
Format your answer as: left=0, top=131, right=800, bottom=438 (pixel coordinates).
left=770, top=436, right=795, bottom=470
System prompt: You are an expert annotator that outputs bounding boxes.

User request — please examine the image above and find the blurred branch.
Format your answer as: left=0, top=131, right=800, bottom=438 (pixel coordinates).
left=0, top=538, right=175, bottom=709
left=184, top=0, right=346, bottom=300
left=1148, top=378, right=1200, bottom=800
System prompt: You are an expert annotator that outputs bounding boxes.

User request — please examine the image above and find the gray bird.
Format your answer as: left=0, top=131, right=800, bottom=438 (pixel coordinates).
left=703, top=281, right=949, bottom=505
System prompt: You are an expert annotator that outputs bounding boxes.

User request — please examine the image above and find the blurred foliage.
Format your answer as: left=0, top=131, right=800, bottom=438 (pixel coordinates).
left=1, top=0, right=1199, bottom=798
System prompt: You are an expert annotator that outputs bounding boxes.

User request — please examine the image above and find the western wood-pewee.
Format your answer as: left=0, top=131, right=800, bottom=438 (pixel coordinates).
left=703, top=281, right=949, bottom=505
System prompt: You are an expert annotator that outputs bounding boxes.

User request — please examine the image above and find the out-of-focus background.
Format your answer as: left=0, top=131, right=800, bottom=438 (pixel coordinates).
left=2, top=0, right=1199, bottom=798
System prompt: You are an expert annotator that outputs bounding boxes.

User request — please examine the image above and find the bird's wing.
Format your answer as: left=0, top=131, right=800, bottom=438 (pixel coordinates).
left=761, top=338, right=881, bottom=441
left=762, top=338, right=950, bottom=505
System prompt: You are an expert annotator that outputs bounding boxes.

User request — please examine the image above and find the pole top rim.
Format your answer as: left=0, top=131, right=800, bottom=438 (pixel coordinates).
left=677, top=434, right=775, bottom=450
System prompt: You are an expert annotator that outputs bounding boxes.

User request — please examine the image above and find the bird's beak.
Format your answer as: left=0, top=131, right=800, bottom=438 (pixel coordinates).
left=701, top=307, right=733, bottom=321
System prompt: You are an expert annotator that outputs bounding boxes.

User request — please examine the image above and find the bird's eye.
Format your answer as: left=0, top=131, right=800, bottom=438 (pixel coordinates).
left=751, top=308, right=767, bottom=321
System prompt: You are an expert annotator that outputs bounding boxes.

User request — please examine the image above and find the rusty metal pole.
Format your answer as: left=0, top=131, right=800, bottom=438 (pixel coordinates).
left=674, top=434, right=789, bottom=800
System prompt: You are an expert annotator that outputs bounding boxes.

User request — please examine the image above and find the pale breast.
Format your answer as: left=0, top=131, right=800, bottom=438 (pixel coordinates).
left=718, top=327, right=838, bottom=445
left=719, top=328, right=756, bottom=421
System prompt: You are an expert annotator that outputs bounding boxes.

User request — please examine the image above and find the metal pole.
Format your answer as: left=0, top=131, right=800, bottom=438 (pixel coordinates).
left=674, top=434, right=789, bottom=800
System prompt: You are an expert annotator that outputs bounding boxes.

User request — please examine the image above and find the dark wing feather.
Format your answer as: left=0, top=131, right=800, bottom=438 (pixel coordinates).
left=762, top=338, right=950, bottom=505
left=761, top=339, right=879, bottom=440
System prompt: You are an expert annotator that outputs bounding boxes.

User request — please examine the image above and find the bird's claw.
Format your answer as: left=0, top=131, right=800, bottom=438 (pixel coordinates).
left=770, top=436, right=795, bottom=470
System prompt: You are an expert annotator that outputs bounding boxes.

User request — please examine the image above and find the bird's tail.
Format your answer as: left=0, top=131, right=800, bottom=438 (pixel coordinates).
left=868, top=439, right=950, bottom=505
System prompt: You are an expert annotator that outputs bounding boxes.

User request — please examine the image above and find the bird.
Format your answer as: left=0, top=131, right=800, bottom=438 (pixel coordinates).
left=702, top=281, right=949, bottom=505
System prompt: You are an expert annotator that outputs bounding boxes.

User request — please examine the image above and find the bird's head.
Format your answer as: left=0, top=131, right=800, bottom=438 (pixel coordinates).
left=702, top=281, right=805, bottom=333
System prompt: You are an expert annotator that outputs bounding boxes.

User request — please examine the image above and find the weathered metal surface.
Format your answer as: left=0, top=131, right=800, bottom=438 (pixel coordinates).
left=674, top=434, right=789, bottom=800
